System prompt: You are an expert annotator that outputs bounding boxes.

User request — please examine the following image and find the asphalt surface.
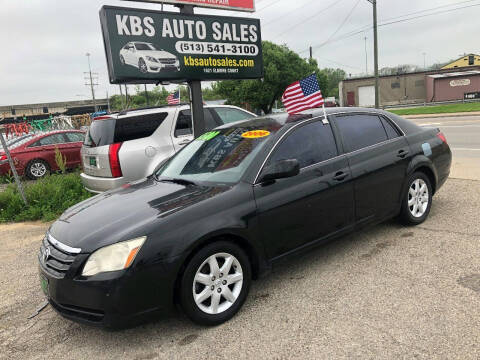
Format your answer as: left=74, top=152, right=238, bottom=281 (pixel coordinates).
left=1, top=178, right=480, bottom=359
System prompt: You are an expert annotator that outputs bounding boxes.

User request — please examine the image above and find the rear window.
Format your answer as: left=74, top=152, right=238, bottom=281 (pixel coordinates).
left=84, top=113, right=167, bottom=147
left=114, top=113, right=167, bottom=143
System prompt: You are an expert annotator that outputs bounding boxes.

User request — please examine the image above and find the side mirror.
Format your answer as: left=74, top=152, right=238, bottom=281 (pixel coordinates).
left=259, top=159, right=300, bottom=183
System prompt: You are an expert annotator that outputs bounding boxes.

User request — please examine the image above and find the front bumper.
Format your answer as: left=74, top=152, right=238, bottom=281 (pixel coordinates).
left=147, top=60, right=180, bottom=73
left=80, top=172, right=126, bottom=193
left=38, top=237, right=183, bottom=328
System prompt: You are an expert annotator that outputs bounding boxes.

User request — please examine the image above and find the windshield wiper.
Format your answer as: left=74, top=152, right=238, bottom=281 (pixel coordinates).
left=157, top=177, right=197, bottom=186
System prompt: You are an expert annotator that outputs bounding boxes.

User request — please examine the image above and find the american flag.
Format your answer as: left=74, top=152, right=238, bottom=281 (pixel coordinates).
left=281, top=74, right=324, bottom=114
left=167, top=90, right=180, bottom=105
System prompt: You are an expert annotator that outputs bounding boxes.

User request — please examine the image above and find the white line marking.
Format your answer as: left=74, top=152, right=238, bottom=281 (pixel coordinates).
left=451, top=148, right=480, bottom=151
left=419, top=123, right=441, bottom=126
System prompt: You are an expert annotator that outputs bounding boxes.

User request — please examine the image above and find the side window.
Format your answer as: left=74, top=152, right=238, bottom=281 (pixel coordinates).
left=174, top=109, right=218, bottom=137
left=114, top=113, right=167, bottom=143
left=214, top=107, right=253, bottom=124
left=32, top=134, right=66, bottom=147
left=380, top=117, right=400, bottom=139
left=335, top=114, right=388, bottom=152
left=268, top=121, right=338, bottom=168
left=65, top=132, right=85, bottom=142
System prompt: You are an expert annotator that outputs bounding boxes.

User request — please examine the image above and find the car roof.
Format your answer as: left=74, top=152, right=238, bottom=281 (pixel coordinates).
left=109, top=104, right=255, bottom=118
left=216, top=107, right=393, bottom=131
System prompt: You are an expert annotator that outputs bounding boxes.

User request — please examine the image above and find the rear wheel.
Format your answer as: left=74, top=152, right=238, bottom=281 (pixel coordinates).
left=400, top=172, right=432, bottom=225
left=26, top=159, right=50, bottom=180
left=179, top=241, right=251, bottom=326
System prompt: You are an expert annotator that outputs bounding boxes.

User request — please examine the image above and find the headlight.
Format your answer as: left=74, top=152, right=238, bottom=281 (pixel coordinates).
left=82, top=236, right=146, bottom=276
left=146, top=56, right=158, bottom=63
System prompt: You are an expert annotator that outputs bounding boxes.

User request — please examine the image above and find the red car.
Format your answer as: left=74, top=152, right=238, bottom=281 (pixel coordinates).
left=0, top=130, right=85, bottom=179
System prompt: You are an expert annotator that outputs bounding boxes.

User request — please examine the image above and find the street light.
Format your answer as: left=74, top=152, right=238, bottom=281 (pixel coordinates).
left=367, top=0, right=379, bottom=109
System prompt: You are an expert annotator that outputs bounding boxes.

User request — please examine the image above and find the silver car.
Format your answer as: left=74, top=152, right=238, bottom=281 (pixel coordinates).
left=80, top=105, right=256, bottom=193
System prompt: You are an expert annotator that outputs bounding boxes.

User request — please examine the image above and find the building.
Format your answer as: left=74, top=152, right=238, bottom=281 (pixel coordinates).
left=0, top=99, right=108, bottom=122
left=441, top=54, right=480, bottom=69
left=339, top=66, right=480, bottom=107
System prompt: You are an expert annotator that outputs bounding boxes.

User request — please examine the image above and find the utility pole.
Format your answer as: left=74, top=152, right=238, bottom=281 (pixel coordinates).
left=309, top=46, right=313, bottom=60
left=0, top=123, right=27, bottom=205
left=85, top=53, right=98, bottom=112
left=179, top=5, right=205, bottom=137
left=368, top=0, right=379, bottom=108
left=364, top=36, right=368, bottom=74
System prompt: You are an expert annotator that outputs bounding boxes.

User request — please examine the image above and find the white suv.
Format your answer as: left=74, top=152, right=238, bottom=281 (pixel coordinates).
left=80, top=105, right=256, bottom=193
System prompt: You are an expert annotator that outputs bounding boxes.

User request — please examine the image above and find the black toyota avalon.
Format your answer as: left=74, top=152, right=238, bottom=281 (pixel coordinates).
left=38, top=107, right=451, bottom=328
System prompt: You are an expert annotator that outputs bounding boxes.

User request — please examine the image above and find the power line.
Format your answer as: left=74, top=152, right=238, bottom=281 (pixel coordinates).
left=304, top=0, right=480, bottom=52
left=262, top=0, right=319, bottom=27
left=271, top=0, right=348, bottom=40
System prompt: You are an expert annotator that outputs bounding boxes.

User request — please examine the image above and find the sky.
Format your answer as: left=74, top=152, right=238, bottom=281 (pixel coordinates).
left=0, top=0, right=479, bottom=106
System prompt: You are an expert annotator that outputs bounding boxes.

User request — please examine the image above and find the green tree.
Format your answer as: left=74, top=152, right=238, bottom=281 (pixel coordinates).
left=322, top=68, right=346, bottom=99
left=216, top=41, right=326, bottom=114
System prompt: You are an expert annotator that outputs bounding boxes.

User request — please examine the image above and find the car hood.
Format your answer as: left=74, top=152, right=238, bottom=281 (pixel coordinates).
left=137, top=50, right=176, bottom=59
left=49, top=178, right=231, bottom=253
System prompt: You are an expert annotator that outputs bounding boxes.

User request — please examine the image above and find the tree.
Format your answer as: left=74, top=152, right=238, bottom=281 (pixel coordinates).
left=216, top=41, right=326, bottom=114
left=322, top=68, right=346, bottom=99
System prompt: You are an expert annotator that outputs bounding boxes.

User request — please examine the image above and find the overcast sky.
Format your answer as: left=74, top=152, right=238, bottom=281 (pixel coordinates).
left=1, top=0, right=479, bottom=106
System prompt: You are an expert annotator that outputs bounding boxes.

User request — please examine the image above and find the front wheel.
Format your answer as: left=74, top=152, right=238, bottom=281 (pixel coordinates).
left=138, top=58, right=148, bottom=73
left=179, top=241, right=251, bottom=326
left=400, top=172, right=432, bottom=225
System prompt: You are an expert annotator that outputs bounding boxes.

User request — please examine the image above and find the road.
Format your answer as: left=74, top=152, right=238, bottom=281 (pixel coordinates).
left=1, top=180, right=480, bottom=359
left=410, top=114, right=480, bottom=180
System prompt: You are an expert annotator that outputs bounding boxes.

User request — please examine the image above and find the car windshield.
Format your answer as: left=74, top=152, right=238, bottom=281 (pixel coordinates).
left=135, top=43, right=155, bottom=51
left=156, top=127, right=275, bottom=184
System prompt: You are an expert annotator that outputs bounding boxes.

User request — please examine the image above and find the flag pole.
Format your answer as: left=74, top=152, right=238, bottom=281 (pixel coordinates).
left=322, top=102, right=329, bottom=124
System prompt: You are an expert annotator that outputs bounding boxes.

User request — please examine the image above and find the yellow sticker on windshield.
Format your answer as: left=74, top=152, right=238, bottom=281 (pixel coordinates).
left=241, top=130, right=270, bottom=139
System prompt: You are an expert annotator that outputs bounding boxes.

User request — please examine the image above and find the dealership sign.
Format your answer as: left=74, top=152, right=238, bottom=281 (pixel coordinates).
left=449, top=78, right=471, bottom=87
left=122, top=0, right=255, bottom=13
left=100, top=6, right=263, bottom=83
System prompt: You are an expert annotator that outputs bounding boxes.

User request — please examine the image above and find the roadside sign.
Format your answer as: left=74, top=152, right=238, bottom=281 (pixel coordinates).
left=121, top=0, right=255, bottom=13
left=100, top=6, right=263, bottom=84
left=464, top=91, right=480, bottom=100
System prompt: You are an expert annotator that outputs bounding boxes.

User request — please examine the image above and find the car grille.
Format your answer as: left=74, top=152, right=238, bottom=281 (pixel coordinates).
left=160, top=58, right=176, bottom=64
left=39, top=234, right=79, bottom=279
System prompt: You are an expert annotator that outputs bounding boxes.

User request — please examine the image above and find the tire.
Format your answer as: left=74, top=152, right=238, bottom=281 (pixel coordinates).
left=179, top=241, right=251, bottom=326
left=139, top=58, right=148, bottom=73
left=399, top=172, right=432, bottom=225
left=120, top=54, right=125, bottom=65
left=25, top=159, right=50, bottom=180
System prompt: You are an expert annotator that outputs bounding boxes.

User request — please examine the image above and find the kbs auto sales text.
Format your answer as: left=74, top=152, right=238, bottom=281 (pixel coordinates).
left=115, top=15, right=259, bottom=43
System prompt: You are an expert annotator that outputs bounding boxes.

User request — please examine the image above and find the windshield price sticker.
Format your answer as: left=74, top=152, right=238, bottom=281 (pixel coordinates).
left=100, top=6, right=263, bottom=83
left=241, top=130, right=270, bottom=139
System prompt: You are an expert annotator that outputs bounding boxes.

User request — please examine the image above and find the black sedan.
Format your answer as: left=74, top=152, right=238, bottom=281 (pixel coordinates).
left=38, top=107, right=451, bottom=327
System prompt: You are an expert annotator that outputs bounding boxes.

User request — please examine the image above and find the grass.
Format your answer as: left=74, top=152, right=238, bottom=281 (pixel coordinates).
left=389, top=102, right=480, bottom=116
left=0, top=172, right=93, bottom=222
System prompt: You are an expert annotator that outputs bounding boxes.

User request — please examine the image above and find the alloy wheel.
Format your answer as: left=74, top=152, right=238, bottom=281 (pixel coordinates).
left=31, top=162, right=47, bottom=178
left=192, top=252, right=243, bottom=315
left=408, top=178, right=429, bottom=218
left=139, top=59, right=148, bottom=73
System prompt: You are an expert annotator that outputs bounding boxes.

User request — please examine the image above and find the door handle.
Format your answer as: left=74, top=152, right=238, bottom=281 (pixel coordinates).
left=397, top=149, right=409, bottom=158
left=332, top=171, right=348, bottom=181
left=179, top=139, right=192, bottom=146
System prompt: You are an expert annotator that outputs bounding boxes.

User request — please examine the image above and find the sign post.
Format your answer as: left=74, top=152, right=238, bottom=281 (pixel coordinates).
left=179, top=4, right=205, bottom=137
left=0, top=124, right=28, bottom=205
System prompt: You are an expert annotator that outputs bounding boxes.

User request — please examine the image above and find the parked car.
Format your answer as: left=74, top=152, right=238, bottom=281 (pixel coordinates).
left=324, top=97, right=339, bottom=107
left=0, top=130, right=85, bottom=179
left=119, top=42, right=180, bottom=73
left=39, top=107, right=451, bottom=328
left=80, top=104, right=256, bottom=193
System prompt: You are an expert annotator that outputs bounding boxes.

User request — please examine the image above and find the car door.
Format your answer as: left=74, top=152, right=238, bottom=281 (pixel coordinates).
left=253, top=119, right=355, bottom=260
left=62, top=132, right=85, bottom=168
left=332, top=113, right=411, bottom=223
left=172, top=109, right=221, bottom=151
left=29, top=133, right=68, bottom=170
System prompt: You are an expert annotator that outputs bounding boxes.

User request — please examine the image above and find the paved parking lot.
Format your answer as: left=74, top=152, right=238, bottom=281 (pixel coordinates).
left=1, top=175, right=479, bottom=359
